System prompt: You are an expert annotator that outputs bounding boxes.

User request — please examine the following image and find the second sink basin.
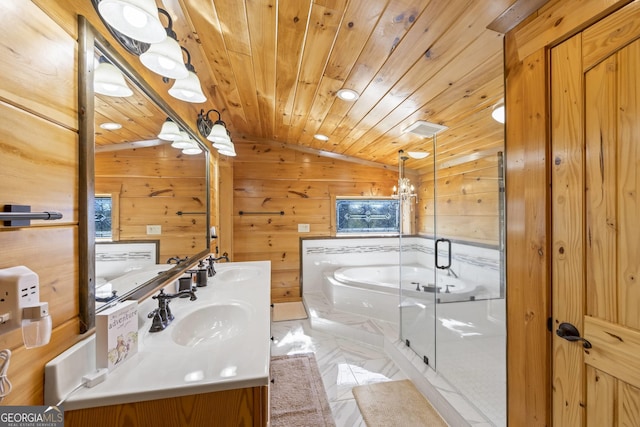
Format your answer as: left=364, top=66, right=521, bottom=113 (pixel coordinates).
left=215, top=266, right=262, bottom=282
left=171, top=303, right=251, bottom=347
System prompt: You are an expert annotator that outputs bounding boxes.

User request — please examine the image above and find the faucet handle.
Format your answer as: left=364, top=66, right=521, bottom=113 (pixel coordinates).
left=154, top=288, right=198, bottom=302
left=147, top=308, right=166, bottom=332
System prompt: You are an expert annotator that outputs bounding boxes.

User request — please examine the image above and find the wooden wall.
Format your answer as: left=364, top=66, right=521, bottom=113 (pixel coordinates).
left=0, top=0, right=219, bottom=406
left=231, top=140, right=398, bottom=303
left=504, top=0, right=632, bottom=425
left=95, top=145, right=208, bottom=262
left=417, top=154, right=501, bottom=246
left=0, top=0, right=84, bottom=405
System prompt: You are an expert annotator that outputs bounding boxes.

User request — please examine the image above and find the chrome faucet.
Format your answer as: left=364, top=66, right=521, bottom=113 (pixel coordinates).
left=147, top=289, right=197, bottom=332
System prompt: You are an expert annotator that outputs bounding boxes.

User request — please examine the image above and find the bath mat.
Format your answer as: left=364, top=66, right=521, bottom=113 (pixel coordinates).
left=270, top=353, right=335, bottom=427
left=353, top=379, right=447, bottom=427
left=272, top=301, right=308, bottom=321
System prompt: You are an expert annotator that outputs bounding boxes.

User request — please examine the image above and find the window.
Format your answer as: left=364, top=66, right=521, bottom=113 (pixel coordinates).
left=336, top=198, right=399, bottom=234
left=95, top=196, right=113, bottom=239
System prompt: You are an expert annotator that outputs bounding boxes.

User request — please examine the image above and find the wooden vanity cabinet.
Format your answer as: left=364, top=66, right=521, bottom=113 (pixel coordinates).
left=65, top=386, right=268, bottom=427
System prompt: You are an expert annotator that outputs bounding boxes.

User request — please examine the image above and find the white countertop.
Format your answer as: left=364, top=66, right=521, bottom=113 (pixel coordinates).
left=47, top=260, right=271, bottom=411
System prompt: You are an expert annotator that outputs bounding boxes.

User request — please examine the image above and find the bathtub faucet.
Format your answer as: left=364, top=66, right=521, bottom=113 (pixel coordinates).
left=447, top=267, right=458, bottom=278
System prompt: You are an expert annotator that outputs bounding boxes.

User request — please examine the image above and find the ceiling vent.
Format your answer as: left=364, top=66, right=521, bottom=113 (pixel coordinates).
left=402, top=120, right=448, bottom=137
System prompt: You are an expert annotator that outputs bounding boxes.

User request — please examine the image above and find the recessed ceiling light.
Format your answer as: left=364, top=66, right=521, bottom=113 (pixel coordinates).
left=492, top=102, right=505, bottom=124
left=336, top=88, right=359, bottom=101
left=314, top=134, right=329, bottom=141
left=100, top=122, right=122, bottom=130
left=408, top=151, right=429, bottom=159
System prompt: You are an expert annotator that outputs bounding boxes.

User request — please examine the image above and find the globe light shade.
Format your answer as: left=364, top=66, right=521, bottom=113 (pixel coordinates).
left=94, top=61, right=133, bottom=97
left=98, top=0, right=166, bottom=44
left=182, top=145, right=203, bottom=155
left=170, top=131, right=195, bottom=149
left=492, top=102, right=505, bottom=124
left=168, top=71, right=207, bottom=103
left=157, top=118, right=182, bottom=141
left=140, top=36, right=189, bottom=79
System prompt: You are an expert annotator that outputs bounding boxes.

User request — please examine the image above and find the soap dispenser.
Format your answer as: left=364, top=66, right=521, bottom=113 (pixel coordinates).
left=194, top=260, right=208, bottom=287
left=177, top=272, right=196, bottom=295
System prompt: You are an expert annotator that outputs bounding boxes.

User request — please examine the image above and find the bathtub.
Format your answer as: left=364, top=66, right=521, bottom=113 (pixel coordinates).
left=322, top=265, right=481, bottom=323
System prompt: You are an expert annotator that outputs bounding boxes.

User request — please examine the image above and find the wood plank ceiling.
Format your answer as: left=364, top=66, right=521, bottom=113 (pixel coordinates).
left=97, top=0, right=548, bottom=173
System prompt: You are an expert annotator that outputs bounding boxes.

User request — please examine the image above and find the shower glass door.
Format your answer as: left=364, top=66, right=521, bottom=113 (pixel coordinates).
left=433, top=150, right=506, bottom=426
left=398, top=136, right=506, bottom=426
left=399, top=144, right=436, bottom=370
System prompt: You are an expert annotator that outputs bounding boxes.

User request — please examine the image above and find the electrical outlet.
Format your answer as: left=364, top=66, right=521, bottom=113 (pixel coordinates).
left=146, top=225, right=162, bottom=235
left=298, top=224, right=310, bottom=233
left=0, top=266, right=39, bottom=334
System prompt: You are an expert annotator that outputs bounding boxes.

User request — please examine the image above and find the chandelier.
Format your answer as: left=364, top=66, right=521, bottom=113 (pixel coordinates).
left=392, top=150, right=417, bottom=201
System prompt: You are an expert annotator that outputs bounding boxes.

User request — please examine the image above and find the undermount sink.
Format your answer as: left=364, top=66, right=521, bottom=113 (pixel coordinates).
left=171, top=303, right=251, bottom=347
left=215, top=266, right=261, bottom=282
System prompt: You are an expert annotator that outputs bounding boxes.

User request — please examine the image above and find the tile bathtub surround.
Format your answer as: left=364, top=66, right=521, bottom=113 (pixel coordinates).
left=301, top=236, right=501, bottom=296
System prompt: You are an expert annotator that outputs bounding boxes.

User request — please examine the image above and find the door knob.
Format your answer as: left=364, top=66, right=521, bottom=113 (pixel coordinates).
left=556, top=322, right=592, bottom=349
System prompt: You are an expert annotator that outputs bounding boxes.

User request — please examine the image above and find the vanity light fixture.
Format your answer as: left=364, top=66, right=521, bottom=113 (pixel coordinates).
left=197, top=109, right=230, bottom=143
left=157, top=118, right=182, bottom=141
left=336, top=88, right=359, bottom=101
left=168, top=48, right=206, bottom=103
left=314, top=134, right=329, bottom=141
left=492, top=100, right=505, bottom=124
left=94, top=56, right=133, bottom=97
left=196, top=109, right=237, bottom=156
left=139, top=9, right=189, bottom=80
left=93, top=1, right=206, bottom=104
left=100, top=122, right=122, bottom=130
left=97, top=0, right=166, bottom=44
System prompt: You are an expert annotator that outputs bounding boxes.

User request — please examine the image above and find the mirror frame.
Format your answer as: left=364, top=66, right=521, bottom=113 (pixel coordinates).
left=78, top=16, right=211, bottom=333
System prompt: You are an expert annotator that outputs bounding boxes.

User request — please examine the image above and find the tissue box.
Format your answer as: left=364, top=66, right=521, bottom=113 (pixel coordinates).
left=96, top=300, right=138, bottom=371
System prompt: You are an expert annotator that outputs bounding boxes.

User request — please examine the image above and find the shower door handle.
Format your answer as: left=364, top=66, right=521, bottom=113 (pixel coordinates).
left=435, top=238, right=452, bottom=270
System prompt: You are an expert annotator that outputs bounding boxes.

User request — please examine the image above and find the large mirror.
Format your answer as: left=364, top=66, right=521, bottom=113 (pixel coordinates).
left=79, top=17, right=210, bottom=332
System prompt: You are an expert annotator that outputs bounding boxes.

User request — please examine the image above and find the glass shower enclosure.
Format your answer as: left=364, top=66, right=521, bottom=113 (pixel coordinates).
left=398, top=139, right=506, bottom=426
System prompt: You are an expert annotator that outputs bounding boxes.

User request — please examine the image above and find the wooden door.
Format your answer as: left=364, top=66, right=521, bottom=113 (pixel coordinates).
left=551, top=2, right=640, bottom=425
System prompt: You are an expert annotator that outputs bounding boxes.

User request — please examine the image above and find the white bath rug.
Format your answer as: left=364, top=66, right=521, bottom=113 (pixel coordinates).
left=272, top=301, right=308, bottom=322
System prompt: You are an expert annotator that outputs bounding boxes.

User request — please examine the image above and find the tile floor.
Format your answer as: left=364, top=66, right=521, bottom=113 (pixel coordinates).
left=271, top=292, right=507, bottom=426
left=270, top=317, right=407, bottom=426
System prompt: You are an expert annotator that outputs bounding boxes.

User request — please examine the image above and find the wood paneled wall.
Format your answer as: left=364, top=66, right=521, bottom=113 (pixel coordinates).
left=95, top=146, right=208, bottom=262
left=0, top=0, right=219, bottom=406
left=0, top=0, right=84, bottom=405
left=504, top=0, right=632, bottom=425
left=231, top=140, right=398, bottom=303
left=417, top=154, right=501, bottom=246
